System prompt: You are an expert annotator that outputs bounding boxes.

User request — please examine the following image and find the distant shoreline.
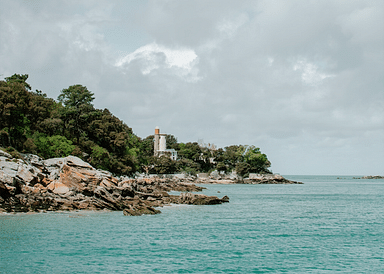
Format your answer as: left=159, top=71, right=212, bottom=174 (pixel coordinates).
left=353, top=175, right=384, bottom=179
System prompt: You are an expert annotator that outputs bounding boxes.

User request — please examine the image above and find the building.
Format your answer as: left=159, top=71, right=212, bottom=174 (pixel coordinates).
left=154, top=127, right=177, bottom=160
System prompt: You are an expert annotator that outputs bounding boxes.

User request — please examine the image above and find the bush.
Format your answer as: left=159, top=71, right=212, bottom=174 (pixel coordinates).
left=89, top=145, right=110, bottom=170
left=33, top=133, right=75, bottom=158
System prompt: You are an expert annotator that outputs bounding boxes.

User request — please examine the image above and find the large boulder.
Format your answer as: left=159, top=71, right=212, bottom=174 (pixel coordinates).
left=176, top=192, right=229, bottom=205
left=123, top=202, right=161, bottom=216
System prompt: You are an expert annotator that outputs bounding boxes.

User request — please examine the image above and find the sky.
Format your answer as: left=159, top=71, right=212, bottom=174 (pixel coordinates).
left=0, top=0, right=383, bottom=175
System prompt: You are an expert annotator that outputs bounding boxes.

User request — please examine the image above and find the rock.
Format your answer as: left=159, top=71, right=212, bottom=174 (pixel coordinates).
left=0, top=182, right=11, bottom=199
left=93, top=186, right=124, bottom=210
left=354, top=175, right=384, bottom=179
left=222, top=195, right=229, bottom=202
left=123, top=203, right=161, bottom=216
left=65, top=156, right=93, bottom=169
left=176, top=192, right=230, bottom=205
left=244, top=174, right=302, bottom=184
left=0, top=150, right=12, bottom=158
left=0, top=171, right=15, bottom=185
left=120, top=186, right=135, bottom=198
left=0, top=160, right=19, bottom=178
left=22, top=154, right=44, bottom=168
left=16, top=165, right=38, bottom=185
left=47, top=182, right=70, bottom=194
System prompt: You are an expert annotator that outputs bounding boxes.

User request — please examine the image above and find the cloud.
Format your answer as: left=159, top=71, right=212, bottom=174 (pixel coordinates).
left=0, top=0, right=383, bottom=175
left=293, top=58, right=335, bottom=85
left=115, top=42, right=201, bottom=81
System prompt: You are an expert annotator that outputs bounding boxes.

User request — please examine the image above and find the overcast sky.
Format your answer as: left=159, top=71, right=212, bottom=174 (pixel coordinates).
left=1, top=0, right=383, bottom=175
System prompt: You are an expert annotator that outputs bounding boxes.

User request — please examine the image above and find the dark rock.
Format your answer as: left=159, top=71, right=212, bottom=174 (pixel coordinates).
left=120, top=186, right=135, bottom=198
left=123, top=203, right=161, bottom=216
left=0, top=182, right=11, bottom=199
left=174, top=192, right=230, bottom=205
left=354, top=175, right=384, bottom=179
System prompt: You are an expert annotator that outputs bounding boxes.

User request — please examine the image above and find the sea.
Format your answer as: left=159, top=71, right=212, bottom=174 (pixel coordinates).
left=1, top=175, right=383, bottom=273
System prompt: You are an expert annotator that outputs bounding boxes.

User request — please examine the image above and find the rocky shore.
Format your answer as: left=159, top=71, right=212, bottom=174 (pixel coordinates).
left=0, top=150, right=228, bottom=215
left=0, top=149, right=301, bottom=216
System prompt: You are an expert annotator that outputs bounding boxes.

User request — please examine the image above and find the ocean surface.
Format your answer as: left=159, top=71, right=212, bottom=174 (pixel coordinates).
left=1, top=175, right=384, bottom=273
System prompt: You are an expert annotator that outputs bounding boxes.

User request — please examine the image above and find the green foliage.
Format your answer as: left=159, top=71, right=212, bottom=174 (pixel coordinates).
left=33, top=133, right=75, bottom=158
left=89, top=145, right=110, bottom=170
left=150, top=156, right=177, bottom=174
left=0, top=130, right=10, bottom=148
left=243, top=145, right=271, bottom=174
left=176, top=158, right=200, bottom=175
left=0, top=77, right=31, bottom=149
left=5, top=74, right=31, bottom=90
left=216, top=162, right=227, bottom=173
left=235, top=162, right=251, bottom=178
left=58, top=85, right=95, bottom=108
left=222, top=145, right=246, bottom=170
left=3, top=146, right=22, bottom=159
left=178, top=142, right=202, bottom=162
left=58, top=85, right=95, bottom=143
left=166, top=134, right=178, bottom=149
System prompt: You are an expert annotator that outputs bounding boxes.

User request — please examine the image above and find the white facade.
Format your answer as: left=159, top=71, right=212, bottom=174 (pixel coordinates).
left=154, top=127, right=177, bottom=160
left=159, top=135, right=166, bottom=151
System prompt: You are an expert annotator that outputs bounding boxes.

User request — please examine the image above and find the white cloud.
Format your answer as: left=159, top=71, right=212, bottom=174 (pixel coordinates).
left=293, top=58, right=335, bottom=85
left=216, top=13, right=248, bottom=38
left=115, top=42, right=201, bottom=81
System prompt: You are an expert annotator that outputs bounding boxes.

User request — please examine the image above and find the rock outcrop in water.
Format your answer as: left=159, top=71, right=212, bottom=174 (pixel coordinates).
left=0, top=150, right=228, bottom=215
left=353, top=175, right=384, bottom=179
left=193, top=173, right=302, bottom=184
left=243, top=174, right=302, bottom=184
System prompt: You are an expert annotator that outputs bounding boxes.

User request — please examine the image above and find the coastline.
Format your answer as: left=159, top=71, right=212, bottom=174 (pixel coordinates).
left=0, top=151, right=230, bottom=215
left=1, top=150, right=300, bottom=216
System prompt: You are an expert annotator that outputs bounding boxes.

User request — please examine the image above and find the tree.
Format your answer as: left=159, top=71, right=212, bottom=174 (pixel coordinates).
left=216, top=162, right=227, bottom=173
left=138, top=135, right=154, bottom=171
left=166, top=134, right=178, bottom=149
left=58, top=85, right=95, bottom=108
left=244, top=145, right=271, bottom=174
left=235, top=162, right=251, bottom=178
left=150, top=155, right=177, bottom=174
left=28, top=90, right=61, bottom=135
left=0, top=78, right=31, bottom=149
left=58, top=85, right=95, bottom=143
left=176, top=158, right=201, bottom=175
left=178, top=142, right=202, bottom=162
left=5, top=74, right=31, bottom=90
left=222, top=145, right=246, bottom=170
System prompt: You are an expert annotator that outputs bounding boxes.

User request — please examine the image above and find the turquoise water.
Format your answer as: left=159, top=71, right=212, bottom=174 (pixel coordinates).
left=1, top=176, right=384, bottom=273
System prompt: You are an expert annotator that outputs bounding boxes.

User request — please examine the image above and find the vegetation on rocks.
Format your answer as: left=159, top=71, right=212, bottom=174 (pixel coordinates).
left=0, top=74, right=271, bottom=177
